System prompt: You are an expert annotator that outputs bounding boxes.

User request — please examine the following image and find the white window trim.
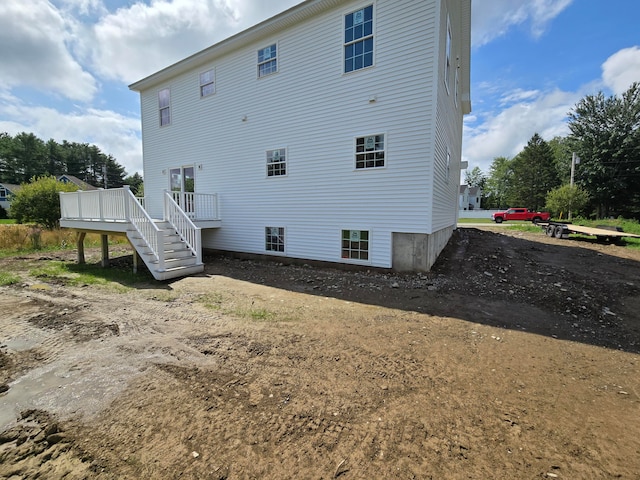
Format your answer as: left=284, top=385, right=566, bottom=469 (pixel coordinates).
left=199, top=68, right=215, bottom=98
left=342, top=3, right=376, bottom=75
left=158, top=88, right=171, bottom=127
left=265, top=226, right=286, bottom=254
left=340, top=228, right=372, bottom=264
left=257, top=42, right=279, bottom=79
left=444, top=14, right=452, bottom=95
left=454, top=68, right=459, bottom=108
left=266, top=147, right=288, bottom=178
left=354, top=132, right=387, bottom=171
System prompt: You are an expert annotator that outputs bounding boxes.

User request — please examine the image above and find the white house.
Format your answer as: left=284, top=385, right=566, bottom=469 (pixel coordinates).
left=0, top=183, right=20, bottom=214
left=60, top=0, right=471, bottom=280
left=459, top=184, right=470, bottom=210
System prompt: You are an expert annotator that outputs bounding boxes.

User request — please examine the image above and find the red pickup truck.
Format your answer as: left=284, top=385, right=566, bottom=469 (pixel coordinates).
left=491, top=208, right=550, bottom=224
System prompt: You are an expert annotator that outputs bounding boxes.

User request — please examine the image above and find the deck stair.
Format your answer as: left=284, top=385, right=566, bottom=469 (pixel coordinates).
left=59, top=187, right=214, bottom=281
left=127, top=220, right=204, bottom=281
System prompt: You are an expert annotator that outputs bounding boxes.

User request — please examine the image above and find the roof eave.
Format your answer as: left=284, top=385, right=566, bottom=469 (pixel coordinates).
left=129, top=0, right=344, bottom=92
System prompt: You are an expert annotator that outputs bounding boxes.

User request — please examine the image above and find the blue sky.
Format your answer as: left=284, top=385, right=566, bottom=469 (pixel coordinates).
left=0, top=0, right=639, bottom=178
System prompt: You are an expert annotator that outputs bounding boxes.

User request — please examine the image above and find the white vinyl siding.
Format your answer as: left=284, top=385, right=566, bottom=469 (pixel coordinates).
left=138, top=0, right=460, bottom=268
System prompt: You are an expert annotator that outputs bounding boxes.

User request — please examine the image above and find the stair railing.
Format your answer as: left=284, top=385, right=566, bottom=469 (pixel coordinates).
left=163, top=191, right=202, bottom=264
left=124, top=186, right=166, bottom=271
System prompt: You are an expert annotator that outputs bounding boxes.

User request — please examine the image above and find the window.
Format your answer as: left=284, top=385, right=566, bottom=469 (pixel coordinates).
left=258, top=44, right=277, bottom=77
left=266, top=227, right=285, bottom=252
left=444, top=15, right=452, bottom=93
left=446, top=149, right=451, bottom=181
left=200, top=69, right=215, bottom=97
left=266, top=148, right=286, bottom=176
left=0, top=187, right=6, bottom=200
left=158, top=88, right=171, bottom=126
left=342, top=230, right=369, bottom=260
left=455, top=68, right=459, bottom=106
left=355, top=134, right=385, bottom=169
left=344, top=5, right=374, bottom=73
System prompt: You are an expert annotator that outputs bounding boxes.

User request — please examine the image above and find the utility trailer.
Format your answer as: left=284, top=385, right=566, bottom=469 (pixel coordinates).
left=540, top=221, right=640, bottom=243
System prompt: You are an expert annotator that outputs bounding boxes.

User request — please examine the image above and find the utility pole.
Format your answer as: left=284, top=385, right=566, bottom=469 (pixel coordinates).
left=103, top=164, right=108, bottom=189
left=569, top=153, right=580, bottom=220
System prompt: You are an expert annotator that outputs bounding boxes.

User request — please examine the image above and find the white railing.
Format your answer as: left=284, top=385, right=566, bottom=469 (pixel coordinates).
left=169, top=191, right=219, bottom=220
left=59, top=186, right=165, bottom=271
left=127, top=190, right=165, bottom=271
left=60, top=188, right=130, bottom=221
left=164, top=192, right=202, bottom=264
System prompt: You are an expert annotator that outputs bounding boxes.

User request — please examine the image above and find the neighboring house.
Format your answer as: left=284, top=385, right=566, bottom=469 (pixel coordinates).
left=459, top=184, right=470, bottom=210
left=468, top=186, right=482, bottom=210
left=0, top=183, right=20, bottom=214
left=57, top=175, right=98, bottom=191
left=60, top=0, right=472, bottom=279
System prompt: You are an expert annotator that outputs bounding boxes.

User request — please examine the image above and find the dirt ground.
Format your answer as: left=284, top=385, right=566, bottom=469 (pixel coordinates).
left=0, top=226, right=639, bottom=479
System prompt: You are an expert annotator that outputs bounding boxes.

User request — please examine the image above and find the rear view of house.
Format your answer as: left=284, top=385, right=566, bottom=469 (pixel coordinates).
left=61, top=0, right=471, bottom=279
left=129, top=0, right=471, bottom=272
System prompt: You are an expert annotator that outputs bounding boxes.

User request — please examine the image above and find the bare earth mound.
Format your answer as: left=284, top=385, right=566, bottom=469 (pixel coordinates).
left=1, top=227, right=639, bottom=479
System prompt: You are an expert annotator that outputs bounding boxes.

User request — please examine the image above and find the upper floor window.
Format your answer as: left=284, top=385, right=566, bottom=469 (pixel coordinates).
left=344, top=5, right=374, bottom=73
left=258, top=44, right=277, bottom=77
left=158, top=88, right=171, bottom=126
left=0, top=187, right=7, bottom=200
left=455, top=68, right=459, bottom=106
left=200, top=69, right=215, bottom=97
left=355, top=134, right=385, bottom=169
left=266, top=148, right=287, bottom=176
left=444, top=15, right=452, bottom=93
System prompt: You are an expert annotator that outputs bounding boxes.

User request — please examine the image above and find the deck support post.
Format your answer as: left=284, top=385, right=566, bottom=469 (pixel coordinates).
left=132, top=249, right=140, bottom=273
left=101, top=234, right=109, bottom=267
left=76, top=232, right=86, bottom=264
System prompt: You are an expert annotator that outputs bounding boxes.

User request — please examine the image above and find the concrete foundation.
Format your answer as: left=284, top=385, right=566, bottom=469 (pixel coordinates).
left=392, top=227, right=454, bottom=272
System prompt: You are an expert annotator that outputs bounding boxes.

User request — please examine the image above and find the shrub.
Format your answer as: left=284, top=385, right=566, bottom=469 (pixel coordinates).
left=10, top=176, right=78, bottom=229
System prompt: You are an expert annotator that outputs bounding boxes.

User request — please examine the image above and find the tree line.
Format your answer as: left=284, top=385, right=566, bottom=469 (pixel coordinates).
left=0, top=132, right=142, bottom=193
left=467, top=82, right=640, bottom=219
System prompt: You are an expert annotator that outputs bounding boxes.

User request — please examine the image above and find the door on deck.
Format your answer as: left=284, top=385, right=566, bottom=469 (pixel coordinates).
left=169, top=166, right=195, bottom=218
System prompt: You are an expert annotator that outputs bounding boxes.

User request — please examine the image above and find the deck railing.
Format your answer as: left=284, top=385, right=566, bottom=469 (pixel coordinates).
left=169, top=191, right=219, bottom=220
left=164, top=191, right=202, bottom=264
left=60, top=186, right=165, bottom=271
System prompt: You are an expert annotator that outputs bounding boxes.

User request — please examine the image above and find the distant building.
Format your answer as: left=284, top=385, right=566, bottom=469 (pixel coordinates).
left=0, top=183, right=20, bottom=213
left=57, top=175, right=98, bottom=191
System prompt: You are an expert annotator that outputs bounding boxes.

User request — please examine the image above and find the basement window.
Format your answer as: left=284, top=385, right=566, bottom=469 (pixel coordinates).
left=265, top=227, right=285, bottom=252
left=342, top=229, right=369, bottom=260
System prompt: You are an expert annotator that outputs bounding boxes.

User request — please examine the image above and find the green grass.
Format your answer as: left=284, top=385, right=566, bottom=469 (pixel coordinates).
left=0, top=270, right=21, bottom=286
left=196, top=293, right=279, bottom=321
left=457, top=217, right=494, bottom=223
left=0, top=219, right=16, bottom=224
left=28, top=260, right=149, bottom=291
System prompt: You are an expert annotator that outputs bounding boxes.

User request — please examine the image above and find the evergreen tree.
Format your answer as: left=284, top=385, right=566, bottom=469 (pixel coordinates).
left=509, top=133, right=560, bottom=210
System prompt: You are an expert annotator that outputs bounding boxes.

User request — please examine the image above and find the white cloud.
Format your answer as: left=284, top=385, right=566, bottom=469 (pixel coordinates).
left=88, top=0, right=242, bottom=84
left=0, top=99, right=142, bottom=175
left=463, top=88, right=576, bottom=174
left=0, top=0, right=97, bottom=102
left=602, top=46, right=640, bottom=95
left=472, top=0, right=573, bottom=47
